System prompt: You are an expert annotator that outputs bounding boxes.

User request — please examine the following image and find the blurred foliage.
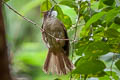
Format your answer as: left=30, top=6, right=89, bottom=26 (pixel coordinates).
left=4, top=0, right=10, bottom=2
left=4, top=0, right=120, bottom=80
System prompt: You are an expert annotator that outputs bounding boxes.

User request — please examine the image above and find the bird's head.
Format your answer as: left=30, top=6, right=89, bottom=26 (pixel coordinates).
left=42, top=7, right=57, bottom=20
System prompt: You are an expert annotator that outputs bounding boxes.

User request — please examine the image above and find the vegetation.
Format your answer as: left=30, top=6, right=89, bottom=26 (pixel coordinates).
left=3, top=0, right=120, bottom=80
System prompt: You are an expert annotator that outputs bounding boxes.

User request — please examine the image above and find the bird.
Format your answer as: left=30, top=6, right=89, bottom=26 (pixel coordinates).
left=41, top=7, right=74, bottom=75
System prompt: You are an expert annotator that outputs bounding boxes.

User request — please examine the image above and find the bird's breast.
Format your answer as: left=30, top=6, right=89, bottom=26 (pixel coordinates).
left=43, top=18, right=62, bottom=31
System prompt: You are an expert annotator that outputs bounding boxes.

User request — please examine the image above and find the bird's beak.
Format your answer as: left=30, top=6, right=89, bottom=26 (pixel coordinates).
left=49, top=6, right=54, bottom=15
left=50, top=6, right=54, bottom=12
left=41, top=6, right=54, bottom=16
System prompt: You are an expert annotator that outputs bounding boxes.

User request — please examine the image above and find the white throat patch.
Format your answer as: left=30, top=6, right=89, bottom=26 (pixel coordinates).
left=51, top=11, right=57, bottom=17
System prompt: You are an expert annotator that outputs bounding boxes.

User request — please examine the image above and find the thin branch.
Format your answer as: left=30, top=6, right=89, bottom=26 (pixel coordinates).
left=72, top=0, right=81, bottom=59
left=73, top=5, right=80, bottom=41
left=110, top=44, right=120, bottom=77
left=70, top=0, right=81, bottom=80
left=52, top=0, right=58, bottom=4
left=84, top=75, right=87, bottom=80
left=87, top=1, right=93, bottom=37
left=110, top=53, right=115, bottom=77
left=3, top=1, right=41, bottom=29
left=3, top=1, right=75, bottom=42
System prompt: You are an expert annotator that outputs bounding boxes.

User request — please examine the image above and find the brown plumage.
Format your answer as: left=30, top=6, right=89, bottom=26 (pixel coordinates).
left=42, top=10, right=74, bottom=75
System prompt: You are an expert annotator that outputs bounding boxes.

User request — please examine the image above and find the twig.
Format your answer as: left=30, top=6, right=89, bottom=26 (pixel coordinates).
left=72, top=0, right=81, bottom=56
left=72, top=0, right=81, bottom=61
left=3, top=1, right=74, bottom=42
left=84, top=75, right=87, bottom=80
left=110, top=53, right=115, bottom=77
left=52, top=0, right=58, bottom=4
left=71, top=10, right=80, bottom=56
left=3, top=1, right=42, bottom=30
left=73, top=5, right=80, bottom=41
left=110, top=44, right=119, bottom=77
left=87, top=1, right=93, bottom=37
left=70, top=0, right=81, bottom=80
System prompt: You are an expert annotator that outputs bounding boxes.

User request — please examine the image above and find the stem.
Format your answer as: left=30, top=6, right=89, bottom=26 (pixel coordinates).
left=110, top=53, right=115, bottom=77
left=87, top=1, right=93, bottom=37
left=52, top=0, right=57, bottom=4
left=70, top=0, right=81, bottom=80
left=84, top=75, right=87, bottom=80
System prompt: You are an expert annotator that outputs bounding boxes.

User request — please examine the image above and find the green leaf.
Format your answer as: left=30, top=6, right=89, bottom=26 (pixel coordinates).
left=4, top=0, right=10, bottom=2
left=105, top=8, right=119, bottom=23
left=54, top=5, right=72, bottom=29
left=85, top=12, right=106, bottom=30
left=54, top=5, right=64, bottom=19
left=114, top=16, right=120, bottom=25
left=93, top=27, right=104, bottom=41
left=104, top=28, right=120, bottom=38
left=54, top=78, right=61, bottom=80
left=73, top=57, right=106, bottom=74
left=93, top=33, right=104, bottom=41
left=107, top=37, right=120, bottom=53
left=102, top=6, right=113, bottom=12
left=59, top=5, right=77, bottom=24
left=103, top=0, right=115, bottom=6
left=110, top=23, right=120, bottom=31
left=75, top=41, right=88, bottom=56
left=106, top=71, right=119, bottom=80
left=99, top=0, right=105, bottom=9
left=84, top=41, right=110, bottom=56
left=62, top=15, right=72, bottom=29
left=99, top=71, right=119, bottom=80
left=88, top=71, right=106, bottom=77
left=59, top=0, right=77, bottom=9
left=115, top=59, right=120, bottom=71
left=41, top=0, right=52, bottom=12
left=75, top=45, right=86, bottom=56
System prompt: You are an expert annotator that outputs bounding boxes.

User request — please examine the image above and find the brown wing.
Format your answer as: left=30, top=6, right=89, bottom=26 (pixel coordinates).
left=50, top=19, right=69, bottom=56
left=59, top=21, right=69, bottom=56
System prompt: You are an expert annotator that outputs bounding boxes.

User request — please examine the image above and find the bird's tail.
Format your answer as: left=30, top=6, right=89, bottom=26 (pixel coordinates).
left=43, top=50, right=74, bottom=75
